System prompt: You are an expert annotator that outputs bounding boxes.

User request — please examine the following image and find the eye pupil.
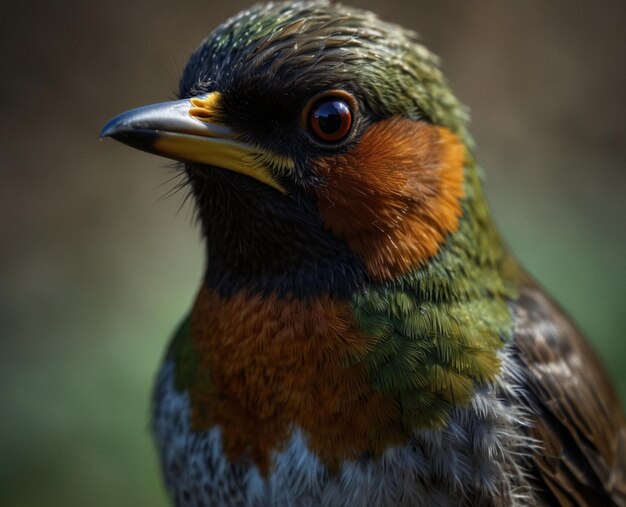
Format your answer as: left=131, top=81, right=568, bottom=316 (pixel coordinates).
left=315, top=101, right=348, bottom=135
left=309, top=98, right=352, bottom=143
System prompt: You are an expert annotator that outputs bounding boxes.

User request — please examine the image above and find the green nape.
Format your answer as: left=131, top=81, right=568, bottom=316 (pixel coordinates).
left=350, top=156, right=520, bottom=428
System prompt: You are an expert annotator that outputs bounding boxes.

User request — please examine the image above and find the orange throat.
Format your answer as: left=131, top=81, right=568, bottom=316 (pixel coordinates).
left=186, top=286, right=405, bottom=473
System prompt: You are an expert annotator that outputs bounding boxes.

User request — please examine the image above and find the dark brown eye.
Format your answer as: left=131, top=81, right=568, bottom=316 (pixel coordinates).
left=308, top=98, right=353, bottom=143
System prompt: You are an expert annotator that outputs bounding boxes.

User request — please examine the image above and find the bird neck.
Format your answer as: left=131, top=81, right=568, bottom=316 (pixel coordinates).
left=395, top=156, right=520, bottom=305
left=177, top=159, right=520, bottom=473
left=349, top=160, right=521, bottom=429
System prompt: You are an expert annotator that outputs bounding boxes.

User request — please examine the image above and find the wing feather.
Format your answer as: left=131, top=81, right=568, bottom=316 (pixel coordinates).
left=510, top=282, right=626, bottom=506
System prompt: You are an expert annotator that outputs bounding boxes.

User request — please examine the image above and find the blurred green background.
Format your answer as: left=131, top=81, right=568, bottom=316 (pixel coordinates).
left=1, top=0, right=625, bottom=505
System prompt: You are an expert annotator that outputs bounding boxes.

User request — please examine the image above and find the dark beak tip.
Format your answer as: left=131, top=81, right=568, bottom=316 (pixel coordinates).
left=100, top=117, right=122, bottom=140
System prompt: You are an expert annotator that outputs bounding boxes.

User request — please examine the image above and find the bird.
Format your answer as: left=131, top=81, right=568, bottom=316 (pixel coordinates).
left=101, top=1, right=626, bottom=505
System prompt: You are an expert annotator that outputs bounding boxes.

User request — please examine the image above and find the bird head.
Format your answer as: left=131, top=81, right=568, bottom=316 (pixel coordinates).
left=102, top=1, right=493, bottom=298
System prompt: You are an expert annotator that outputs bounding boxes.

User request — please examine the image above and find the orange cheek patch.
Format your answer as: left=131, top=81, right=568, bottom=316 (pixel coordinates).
left=313, top=118, right=465, bottom=281
left=189, top=286, right=405, bottom=474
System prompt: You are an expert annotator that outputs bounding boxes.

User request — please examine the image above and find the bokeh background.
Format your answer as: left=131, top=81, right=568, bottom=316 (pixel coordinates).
left=2, top=0, right=625, bottom=505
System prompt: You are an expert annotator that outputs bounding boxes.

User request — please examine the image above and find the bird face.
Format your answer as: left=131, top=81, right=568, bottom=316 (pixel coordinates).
left=102, top=1, right=470, bottom=292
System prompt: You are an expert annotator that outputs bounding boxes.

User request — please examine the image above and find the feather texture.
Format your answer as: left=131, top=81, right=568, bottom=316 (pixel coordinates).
left=511, top=281, right=626, bottom=506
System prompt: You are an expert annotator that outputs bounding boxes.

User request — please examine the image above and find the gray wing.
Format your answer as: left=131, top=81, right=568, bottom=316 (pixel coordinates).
left=511, top=282, right=626, bottom=506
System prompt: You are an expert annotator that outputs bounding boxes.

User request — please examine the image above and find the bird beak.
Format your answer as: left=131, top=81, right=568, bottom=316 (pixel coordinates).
left=100, top=92, right=286, bottom=193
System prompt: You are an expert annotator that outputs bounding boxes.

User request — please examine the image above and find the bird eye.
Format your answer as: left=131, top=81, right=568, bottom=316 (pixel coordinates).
left=308, top=97, right=353, bottom=143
